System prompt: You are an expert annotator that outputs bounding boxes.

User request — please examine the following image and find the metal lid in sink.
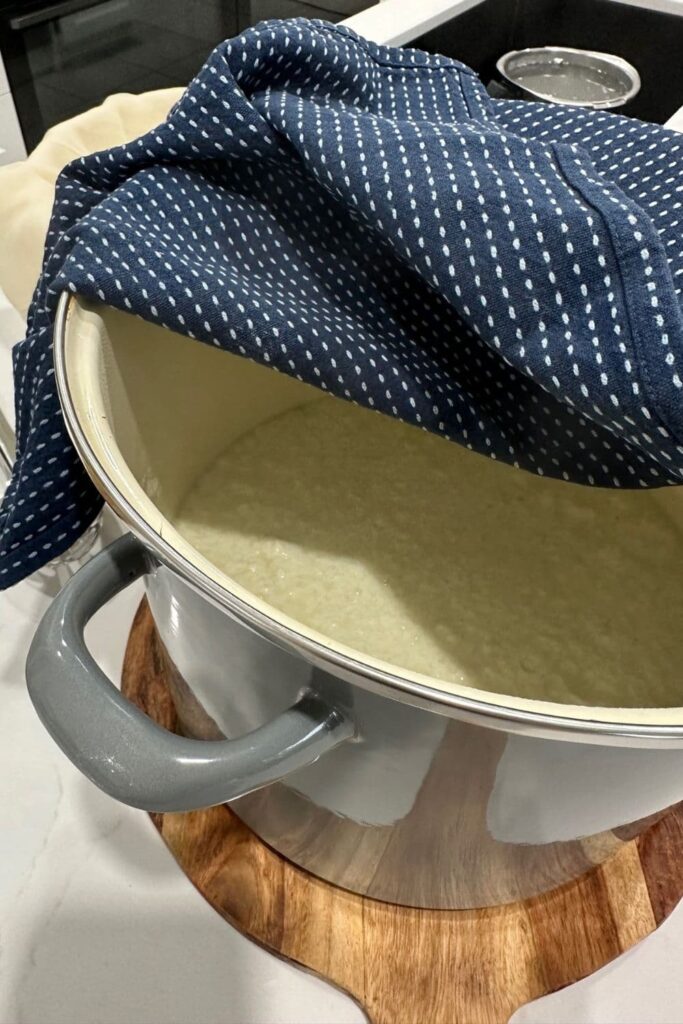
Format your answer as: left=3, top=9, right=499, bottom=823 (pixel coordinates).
left=496, top=46, right=641, bottom=109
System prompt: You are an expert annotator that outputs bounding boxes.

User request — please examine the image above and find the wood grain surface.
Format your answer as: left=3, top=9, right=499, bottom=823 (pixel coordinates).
left=121, top=600, right=683, bottom=1024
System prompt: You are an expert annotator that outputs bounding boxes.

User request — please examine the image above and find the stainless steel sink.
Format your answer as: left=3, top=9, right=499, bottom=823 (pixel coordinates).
left=411, top=0, right=683, bottom=124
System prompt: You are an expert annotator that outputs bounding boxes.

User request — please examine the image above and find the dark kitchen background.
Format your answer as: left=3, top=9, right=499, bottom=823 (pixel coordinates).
left=0, top=0, right=372, bottom=152
left=2, top=0, right=682, bottom=154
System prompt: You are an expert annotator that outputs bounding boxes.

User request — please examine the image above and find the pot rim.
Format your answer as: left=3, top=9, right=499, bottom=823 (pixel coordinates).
left=495, top=46, right=641, bottom=110
left=53, top=292, right=683, bottom=746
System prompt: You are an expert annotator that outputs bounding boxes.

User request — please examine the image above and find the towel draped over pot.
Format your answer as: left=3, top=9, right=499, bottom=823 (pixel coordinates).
left=1, top=18, right=683, bottom=586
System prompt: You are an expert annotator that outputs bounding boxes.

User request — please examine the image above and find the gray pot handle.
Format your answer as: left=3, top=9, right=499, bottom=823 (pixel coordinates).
left=26, top=533, right=355, bottom=812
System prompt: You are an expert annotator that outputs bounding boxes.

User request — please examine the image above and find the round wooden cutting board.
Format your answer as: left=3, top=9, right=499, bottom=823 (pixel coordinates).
left=122, top=600, right=683, bottom=1024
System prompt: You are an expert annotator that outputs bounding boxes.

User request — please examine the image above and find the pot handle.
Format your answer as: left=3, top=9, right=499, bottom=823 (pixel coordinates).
left=26, top=533, right=356, bottom=812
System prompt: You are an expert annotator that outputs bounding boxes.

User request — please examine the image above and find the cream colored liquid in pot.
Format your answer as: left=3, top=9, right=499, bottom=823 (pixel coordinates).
left=174, top=398, right=683, bottom=707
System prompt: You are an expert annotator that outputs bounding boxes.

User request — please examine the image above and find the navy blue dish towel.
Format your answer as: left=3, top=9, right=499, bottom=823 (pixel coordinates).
left=2, top=19, right=683, bottom=587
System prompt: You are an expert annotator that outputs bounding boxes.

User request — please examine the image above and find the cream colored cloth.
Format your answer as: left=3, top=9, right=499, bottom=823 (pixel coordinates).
left=0, top=89, right=183, bottom=316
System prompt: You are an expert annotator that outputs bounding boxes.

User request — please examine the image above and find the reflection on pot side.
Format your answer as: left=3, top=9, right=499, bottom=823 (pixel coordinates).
left=151, top=579, right=681, bottom=908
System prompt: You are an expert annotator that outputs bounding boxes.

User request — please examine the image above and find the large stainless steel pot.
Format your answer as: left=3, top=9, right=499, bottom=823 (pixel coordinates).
left=26, top=293, right=683, bottom=910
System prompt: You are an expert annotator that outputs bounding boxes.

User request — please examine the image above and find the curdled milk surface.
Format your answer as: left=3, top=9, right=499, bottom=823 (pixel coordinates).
left=174, top=398, right=683, bottom=707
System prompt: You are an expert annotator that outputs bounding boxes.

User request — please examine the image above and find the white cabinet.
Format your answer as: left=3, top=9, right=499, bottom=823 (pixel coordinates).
left=0, top=54, right=8, bottom=96
left=0, top=54, right=26, bottom=166
left=0, top=92, right=27, bottom=165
